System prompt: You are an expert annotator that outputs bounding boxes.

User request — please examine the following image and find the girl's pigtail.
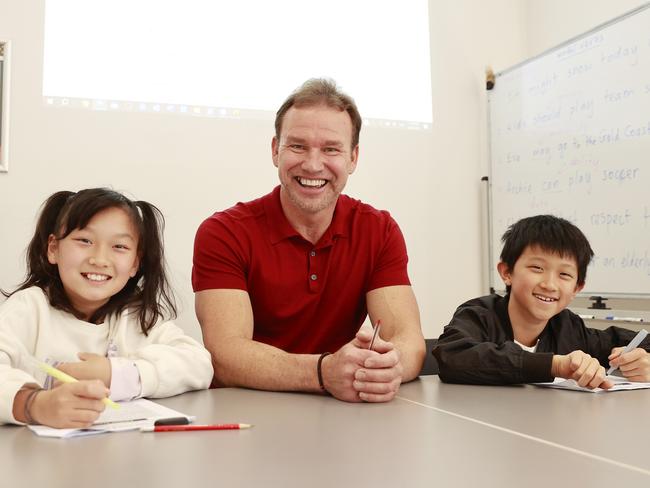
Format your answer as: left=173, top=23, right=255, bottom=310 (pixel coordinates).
left=134, top=200, right=177, bottom=334
left=4, top=191, right=74, bottom=297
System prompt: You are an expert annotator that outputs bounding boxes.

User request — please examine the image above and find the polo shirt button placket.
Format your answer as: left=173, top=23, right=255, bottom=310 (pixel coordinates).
left=309, top=271, right=320, bottom=292
left=308, top=249, right=320, bottom=292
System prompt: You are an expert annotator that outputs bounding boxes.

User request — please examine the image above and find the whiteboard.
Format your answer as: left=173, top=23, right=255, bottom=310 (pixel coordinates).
left=488, top=3, right=650, bottom=297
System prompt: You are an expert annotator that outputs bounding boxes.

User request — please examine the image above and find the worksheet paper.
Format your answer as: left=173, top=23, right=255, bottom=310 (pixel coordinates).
left=534, top=376, right=650, bottom=393
left=28, top=398, right=193, bottom=438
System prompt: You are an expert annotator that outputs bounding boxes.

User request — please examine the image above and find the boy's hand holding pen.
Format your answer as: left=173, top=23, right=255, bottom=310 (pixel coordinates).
left=607, top=329, right=650, bottom=381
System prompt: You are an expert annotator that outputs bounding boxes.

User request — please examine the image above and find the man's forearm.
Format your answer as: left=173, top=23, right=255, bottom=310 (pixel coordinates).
left=210, top=337, right=322, bottom=392
left=366, top=285, right=424, bottom=382
left=392, top=334, right=426, bottom=382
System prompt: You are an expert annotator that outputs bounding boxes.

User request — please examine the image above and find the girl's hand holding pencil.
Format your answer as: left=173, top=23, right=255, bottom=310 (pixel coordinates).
left=18, top=356, right=119, bottom=428
left=29, top=380, right=110, bottom=429
left=56, top=352, right=112, bottom=388
left=38, top=361, right=118, bottom=409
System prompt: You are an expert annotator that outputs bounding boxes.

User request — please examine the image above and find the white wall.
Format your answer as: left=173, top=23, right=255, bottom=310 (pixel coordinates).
left=525, top=0, right=648, bottom=58
left=8, top=1, right=639, bottom=342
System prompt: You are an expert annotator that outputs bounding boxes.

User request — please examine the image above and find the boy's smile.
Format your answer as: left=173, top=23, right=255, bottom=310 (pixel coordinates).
left=498, top=245, right=584, bottom=337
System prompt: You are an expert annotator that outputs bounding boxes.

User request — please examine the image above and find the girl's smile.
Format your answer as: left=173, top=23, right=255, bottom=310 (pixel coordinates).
left=47, top=207, right=140, bottom=321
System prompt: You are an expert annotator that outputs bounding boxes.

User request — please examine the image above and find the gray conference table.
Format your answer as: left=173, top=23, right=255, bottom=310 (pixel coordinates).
left=398, top=376, right=650, bottom=473
left=2, top=377, right=649, bottom=487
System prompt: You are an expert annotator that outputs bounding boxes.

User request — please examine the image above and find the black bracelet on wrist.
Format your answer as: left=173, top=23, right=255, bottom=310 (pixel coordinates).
left=317, top=352, right=331, bottom=393
left=23, top=387, right=44, bottom=425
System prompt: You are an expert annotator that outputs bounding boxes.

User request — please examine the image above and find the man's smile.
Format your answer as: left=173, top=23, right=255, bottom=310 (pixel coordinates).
left=296, top=177, right=327, bottom=188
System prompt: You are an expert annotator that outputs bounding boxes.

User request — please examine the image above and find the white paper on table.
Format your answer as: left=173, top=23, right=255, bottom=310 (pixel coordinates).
left=534, top=375, right=650, bottom=393
left=28, top=398, right=194, bottom=438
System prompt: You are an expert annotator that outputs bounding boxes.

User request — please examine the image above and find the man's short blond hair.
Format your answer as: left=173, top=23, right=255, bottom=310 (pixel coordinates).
left=274, top=78, right=362, bottom=150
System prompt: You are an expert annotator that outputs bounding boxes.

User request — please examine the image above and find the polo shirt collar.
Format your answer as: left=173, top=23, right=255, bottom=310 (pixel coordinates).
left=263, top=185, right=351, bottom=246
left=320, top=196, right=350, bottom=246
left=264, top=186, right=300, bottom=244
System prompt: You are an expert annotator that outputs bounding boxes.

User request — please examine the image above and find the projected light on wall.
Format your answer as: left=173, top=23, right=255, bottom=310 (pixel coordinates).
left=42, top=0, right=433, bottom=129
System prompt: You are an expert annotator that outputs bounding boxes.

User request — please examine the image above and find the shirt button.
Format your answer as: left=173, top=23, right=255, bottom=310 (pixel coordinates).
left=310, top=251, right=316, bottom=257
left=310, top=274, right=318, bottom=281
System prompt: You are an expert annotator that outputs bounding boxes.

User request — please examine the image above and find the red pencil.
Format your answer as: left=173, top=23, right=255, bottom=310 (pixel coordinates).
left=141, top=423, right=252, bottom=432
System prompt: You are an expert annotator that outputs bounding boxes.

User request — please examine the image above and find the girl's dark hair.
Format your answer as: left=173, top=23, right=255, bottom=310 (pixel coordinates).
left=6, top=188, right=176, bottom=334
left=500, top=214, right=594, bottom=292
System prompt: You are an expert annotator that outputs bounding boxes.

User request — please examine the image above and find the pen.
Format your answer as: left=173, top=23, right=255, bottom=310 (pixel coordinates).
left=605, top=316, right=644, bottom=322
left=607, top=329, right=649, bottom=375
left=38, top=362, right=120, bottom=410
left=369, top=320, right=381, bottom=351
left=578, top=314, right=595, bottom=320
left=141, top=423, right=252, bottom=432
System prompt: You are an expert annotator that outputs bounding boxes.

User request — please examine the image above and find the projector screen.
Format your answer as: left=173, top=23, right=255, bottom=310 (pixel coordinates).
left=43, top=0, right=433, bottom=128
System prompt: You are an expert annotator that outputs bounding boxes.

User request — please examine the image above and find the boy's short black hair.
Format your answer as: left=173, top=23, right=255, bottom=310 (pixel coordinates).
left=500, top=215, right=594, bottom=291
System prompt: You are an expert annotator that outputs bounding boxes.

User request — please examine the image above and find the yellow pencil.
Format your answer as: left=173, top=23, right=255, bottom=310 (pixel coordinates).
left=39, top=362, right=120, bottom=410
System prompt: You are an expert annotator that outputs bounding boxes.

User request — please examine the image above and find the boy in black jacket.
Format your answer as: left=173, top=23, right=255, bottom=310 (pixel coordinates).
left=434, top=215, right=650, bottom=389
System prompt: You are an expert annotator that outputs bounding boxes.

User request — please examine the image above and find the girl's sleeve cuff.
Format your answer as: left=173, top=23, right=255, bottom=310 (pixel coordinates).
left=108, top=357, right=142, bottom=401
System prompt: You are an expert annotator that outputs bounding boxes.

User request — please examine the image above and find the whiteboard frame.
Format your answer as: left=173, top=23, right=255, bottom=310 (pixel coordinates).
left=487, top=2, right=650, bottom=299
left=496, top=2, right=650, bottom=78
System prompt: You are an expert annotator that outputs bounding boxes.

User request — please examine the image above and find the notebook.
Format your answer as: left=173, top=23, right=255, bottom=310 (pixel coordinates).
left=28, top=398, right=194, bottom=438
left=534, top=375, right=650, bottom=393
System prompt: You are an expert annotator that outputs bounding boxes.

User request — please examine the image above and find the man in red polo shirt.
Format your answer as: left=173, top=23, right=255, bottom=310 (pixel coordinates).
left=192, top=78, right=425, bottom=402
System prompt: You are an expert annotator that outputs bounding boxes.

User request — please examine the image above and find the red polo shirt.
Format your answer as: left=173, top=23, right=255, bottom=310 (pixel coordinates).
left=192, top=186, right=410, bottom=354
